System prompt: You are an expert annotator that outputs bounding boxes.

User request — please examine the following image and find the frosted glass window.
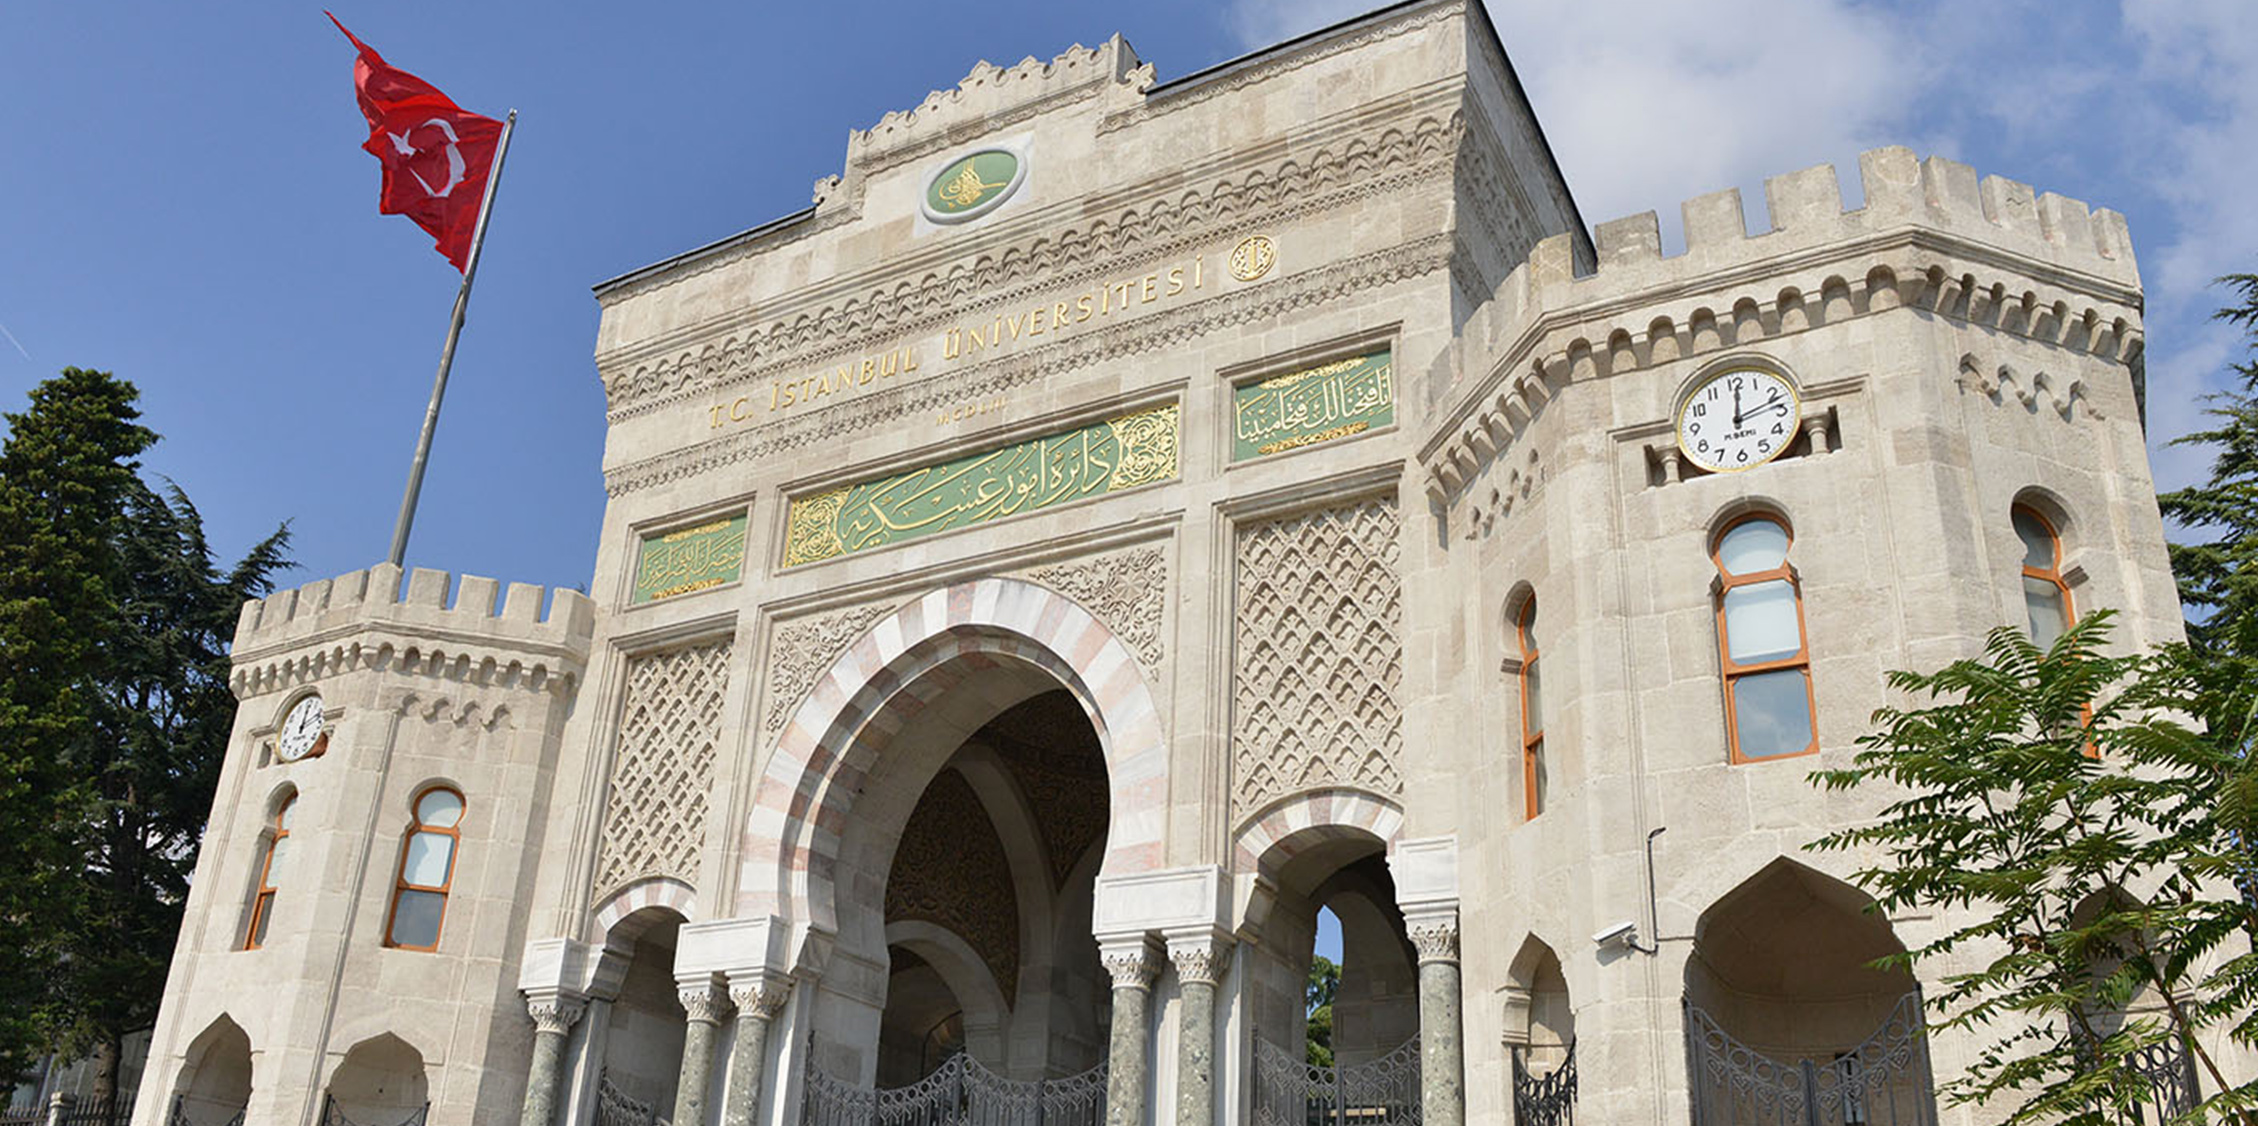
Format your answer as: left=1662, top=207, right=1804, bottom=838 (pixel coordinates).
left=388, top=890, right=444, bottom=949
left=2014, top=508, right=2056, bottom=570
left=249, top=895, right=274, bottom=948
left=415, top=788, right=463, bottom=828
left=2024, top=576, right=2068, bottom=647
left=1717, top=519, right=1790, bottom=575
left=1530, top=743, right=1549, bottom=811
left=276, top=799, right=295, bottom=830
left=1724, top=580, right=1803, bottom=663
left=401, top=831, right=454, bottom=887
left=1524, top=661, right=1545, bottom=738
left=265, top=834, right=289, bottom=880
left=1731, top=669, right=1816, bottom=759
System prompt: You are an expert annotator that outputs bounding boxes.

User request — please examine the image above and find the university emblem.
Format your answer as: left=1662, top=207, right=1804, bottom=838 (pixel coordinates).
left=923, top=148, right=1025, bottom=224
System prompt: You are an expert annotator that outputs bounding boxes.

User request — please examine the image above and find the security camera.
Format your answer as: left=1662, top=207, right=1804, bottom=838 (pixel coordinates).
left=1593, top=921, right=1638, bottom=948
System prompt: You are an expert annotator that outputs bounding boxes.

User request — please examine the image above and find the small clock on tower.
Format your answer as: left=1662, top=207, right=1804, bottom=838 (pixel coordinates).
left=1676, top=366, right=1801, bottom=474
left=277, top=694, right=329, bottom=763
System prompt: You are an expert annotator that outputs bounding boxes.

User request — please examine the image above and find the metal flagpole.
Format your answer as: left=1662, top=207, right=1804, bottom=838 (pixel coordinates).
left=387, top=108, right=518, bottom=568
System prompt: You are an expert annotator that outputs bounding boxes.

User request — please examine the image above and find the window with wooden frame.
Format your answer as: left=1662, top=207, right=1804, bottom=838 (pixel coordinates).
left=242, top=793, right=293, bottom=950
left=1713, top=514, right=1818, bottom=762
left=384, top=786, right=464, bottom=951
left=2013, top=505, right=2074, bottom=647
left=1517, top=598, right=1547, bottom=819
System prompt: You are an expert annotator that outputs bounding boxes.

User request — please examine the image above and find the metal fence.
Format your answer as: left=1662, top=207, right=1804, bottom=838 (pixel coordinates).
left=1251, top=1036, right=1422, bottom=1126
left=800, top=1050, right=1107, bottom=1126
left=1512, top=1039, right=1576, bottom=1126
left=2075, top=1032, right=2203, bottom=1125
left=594, top=1072, right=662, bottom=1126
left=166, top=1099, right=245, bottom=1126
left=1684, top=994, right=1937, bottom=1126
left=317, top=1097, right=428, bottom=1126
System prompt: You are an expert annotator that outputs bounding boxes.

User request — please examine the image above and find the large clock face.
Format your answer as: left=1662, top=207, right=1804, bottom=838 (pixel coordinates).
left=1677, top=368, right=1802, bottom=473
left=277, top=695, right=326, bottom=763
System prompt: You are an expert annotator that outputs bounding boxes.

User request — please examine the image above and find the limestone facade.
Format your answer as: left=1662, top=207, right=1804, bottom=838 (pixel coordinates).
left=136, top=1, right=2217, bottom=1124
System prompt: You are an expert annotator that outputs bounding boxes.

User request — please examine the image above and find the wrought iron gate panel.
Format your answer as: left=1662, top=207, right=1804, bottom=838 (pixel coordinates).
left=595, top=1071, right=662, bottom=1126
left=800, top=1049, right=1106, bottom=1126
left=1684, top=995, right=1937, bottom=1126
left=2078, top=1033, right=2203, bottom=1125
left=1512, top=1039, right=1577, bottom=1126
left=1252, top=1036, right=1421, bottom=1126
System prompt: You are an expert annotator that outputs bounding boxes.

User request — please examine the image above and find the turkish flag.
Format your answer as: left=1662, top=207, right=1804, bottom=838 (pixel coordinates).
left=329, top=13, right=502, bottom=272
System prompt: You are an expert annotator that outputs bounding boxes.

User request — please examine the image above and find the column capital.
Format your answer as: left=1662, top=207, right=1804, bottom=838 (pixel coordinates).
left=523, top=991, right=587, bottom=1036
left=677, top=976, right=732, bottom=1025
left=1098, top=935, right=1161, bottom=991
left=728, top=971, right=792, bottom=1018
left=1404, top=908, right=1460, bottom=966
left=1164, top=927, right=1233, bottom=987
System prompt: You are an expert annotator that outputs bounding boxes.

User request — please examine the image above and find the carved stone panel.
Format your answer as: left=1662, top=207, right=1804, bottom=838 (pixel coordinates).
left=1231, top=494, right=1404, bottom=823
left=593, top=638, right=732, bottom=901
left=760, top=602, right=894, bottom=736
left=1019, top=545, right=1168, bottom=671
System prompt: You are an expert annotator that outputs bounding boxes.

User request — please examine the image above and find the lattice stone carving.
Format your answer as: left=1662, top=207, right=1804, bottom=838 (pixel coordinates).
left=1020, top=546, right=1168, bottom=670
left=761, top=602, right=893, bottom=735
left=1231, top=495, right=1404, bottom=822
left=886, top=769, right=1019, bottom=996
left=593, top=638, right=732, bottom=899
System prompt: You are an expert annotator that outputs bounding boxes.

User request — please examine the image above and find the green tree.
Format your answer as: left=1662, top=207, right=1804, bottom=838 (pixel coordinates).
left=0, top=370, right=291, bottom=1104
left=2159, top=272, right=2258, bottom=657
left=1810, top=615, right=2258, bottom=1126
left=1306, top=955, right=1339, bottom=1067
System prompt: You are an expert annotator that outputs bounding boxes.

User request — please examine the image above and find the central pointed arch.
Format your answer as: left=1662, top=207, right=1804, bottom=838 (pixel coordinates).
left=737, top=577, right=1170, bottom=941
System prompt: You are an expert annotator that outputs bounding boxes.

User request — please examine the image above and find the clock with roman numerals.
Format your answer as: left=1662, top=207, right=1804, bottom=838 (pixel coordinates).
left=1676, top=367, right=1801, bottom=474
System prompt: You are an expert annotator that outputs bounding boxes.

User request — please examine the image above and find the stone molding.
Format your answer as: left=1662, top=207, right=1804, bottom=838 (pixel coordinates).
left=597, top=110, right=1461, bottom=420
left=1423, top=147, right=2146, bottom=504
left=525, top=994, right=586, bottom=1036
left=1955, top=351, right=2104, bottom=420
left=603, top=232, right=1450, bottom=498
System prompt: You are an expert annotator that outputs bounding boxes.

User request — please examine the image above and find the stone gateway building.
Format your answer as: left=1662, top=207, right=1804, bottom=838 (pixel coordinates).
left=133, top=1, right=2201, bottom=1124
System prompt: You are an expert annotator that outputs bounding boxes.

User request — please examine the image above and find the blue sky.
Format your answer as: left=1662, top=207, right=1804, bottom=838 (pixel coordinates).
left=3, top=0, right=2248, bottom=595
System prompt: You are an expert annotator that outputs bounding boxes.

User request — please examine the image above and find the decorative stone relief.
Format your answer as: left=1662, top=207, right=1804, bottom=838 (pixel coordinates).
left=1102, top=946, right=1160, bottom=991
left=885, top=769, right=1020, bottom=997
left=760, top=602, right=893, bottom=736
left=526, top=995, right=586, bottom=1035
left=1169, top=940, right=1230, bottom=987
left=678, top=984, right=731, bottom=1024
left=729, top=976, right=791, bottom=1018
left=1407, top=915, right=1461, bottom=965
left=1231, top=495, right=1404, bottom=823
left=1019, top=546, right=1168, bottom=671
left=592, top=639, right=732, bottom=901
left=980, top=691, right=1110, bottom=888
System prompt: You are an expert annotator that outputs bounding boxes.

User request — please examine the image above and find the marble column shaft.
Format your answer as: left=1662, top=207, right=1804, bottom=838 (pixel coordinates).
left=673, top=983, right=732, bottom=1126
left=1170, top=938, right=1229, bottom=1126
left=1409, top=914, right=1465, bottom=1126
left=1102, top=943, right=1160, bottom=1126
left=517, top=995, right=585, bottom=1126
left=722, top=977, right=790, bottom=1126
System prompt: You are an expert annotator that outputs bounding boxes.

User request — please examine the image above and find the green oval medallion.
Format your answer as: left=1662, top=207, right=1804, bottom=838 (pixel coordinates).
left=925, top=150, right=1021, bottom=221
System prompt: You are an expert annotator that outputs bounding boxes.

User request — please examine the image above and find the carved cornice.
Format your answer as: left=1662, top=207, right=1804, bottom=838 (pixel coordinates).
left=598, top=111, right=1461, bottom=419
left=605, top=233, right=1451, bottom=498
left=851, top=37, right=1152, bottom=173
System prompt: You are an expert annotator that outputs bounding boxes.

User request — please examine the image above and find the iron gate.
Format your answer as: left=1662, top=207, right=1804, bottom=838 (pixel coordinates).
left=594, top=1071, right=662, bottom=1126
left=1512, top=1039, right=1577, bottom=1126
left=1684, top=994, right=1936, bottom=1126
left=800, top=1049, right=1106, bottom=1126
left=1251, top=1036, right=1422, bottom=1126
left=2076, top=1032, right=2202, bottom=1125
left=316, top=1097, right=428, bottom=1126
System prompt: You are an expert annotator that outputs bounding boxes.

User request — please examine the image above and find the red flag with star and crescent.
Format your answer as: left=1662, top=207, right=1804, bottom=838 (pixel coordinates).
left=329, top=13, right=502, bottom=271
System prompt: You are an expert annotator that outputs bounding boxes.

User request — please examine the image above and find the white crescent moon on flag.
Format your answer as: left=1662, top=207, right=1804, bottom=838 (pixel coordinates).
left=387, top=117, right=468, bottom=198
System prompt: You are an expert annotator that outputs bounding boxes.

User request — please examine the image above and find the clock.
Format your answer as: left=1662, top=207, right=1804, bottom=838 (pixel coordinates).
left=1676, top=367, right=1802, bottom=473
left=277, top=695, right=328, bottom=763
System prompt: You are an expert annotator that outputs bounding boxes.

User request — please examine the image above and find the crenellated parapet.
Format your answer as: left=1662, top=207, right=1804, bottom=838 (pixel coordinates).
left=846, top=36, right=1153, bottom=170
left=1421, top=146, right=2146, bottom=502
left=229, top=563, right=595, bottom=700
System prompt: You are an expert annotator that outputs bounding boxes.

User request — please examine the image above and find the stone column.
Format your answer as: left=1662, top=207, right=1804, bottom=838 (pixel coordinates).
left=1407, top=911, right=1465, bottom=1126
left=518, top=993, right=586, bottom=1126
left=1101, top=938, right=1160, bottom=1126
left=673, top=979, right=732, bottom=1126
left=1168, top=932, right=1230, bottom=1126
left=721, top=974, right=790, bottom=1126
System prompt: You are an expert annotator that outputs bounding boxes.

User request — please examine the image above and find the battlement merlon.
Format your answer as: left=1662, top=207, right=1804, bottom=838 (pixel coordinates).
left=844, top=36, right=1152, bottom=166
left=228, top=563, right=596, bottom=700
left=1422, top=146, right=2146, bottom=500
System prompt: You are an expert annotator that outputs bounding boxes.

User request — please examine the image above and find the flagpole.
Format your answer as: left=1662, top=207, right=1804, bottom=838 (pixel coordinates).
left=387, top=108, right=517, bottom=569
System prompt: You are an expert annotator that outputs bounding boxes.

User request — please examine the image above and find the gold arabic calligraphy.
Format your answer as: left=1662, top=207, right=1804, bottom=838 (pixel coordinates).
left=936, top=162, right=1004, bottom=208
left=1232, top=350, right=1394, bottom=460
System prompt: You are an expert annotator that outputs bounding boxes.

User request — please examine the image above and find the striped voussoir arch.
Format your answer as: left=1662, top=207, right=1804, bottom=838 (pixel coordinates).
left=591, top=876, right=699, bottom=941
left=1234, top=788, right=1406, bottom=874
left=737, top=577, right=1169, bottom=933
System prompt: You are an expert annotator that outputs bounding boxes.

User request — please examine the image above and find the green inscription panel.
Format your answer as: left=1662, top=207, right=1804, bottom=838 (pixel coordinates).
left=1232, top=348, right=1394, bottom=461
left=781, top=404, right=1180, bottom=567
left=633, top=514, right=748, bottom=603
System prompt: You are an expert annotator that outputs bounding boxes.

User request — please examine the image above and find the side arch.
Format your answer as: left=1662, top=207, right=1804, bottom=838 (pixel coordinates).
left=1233, top=788, right=1405, bottom=875
left=591, top=876, right=698, bottom=941
left=737, top=578, right=1169, bottom=941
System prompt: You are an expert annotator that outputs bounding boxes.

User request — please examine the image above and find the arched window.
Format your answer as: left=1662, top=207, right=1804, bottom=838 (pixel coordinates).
left=242, top=794, right=293, bottom=950
left=384, top=787, right=464, bottom=951
left=2013, top=505, right=2073, bottom=647
left=1517, top=599, right=1546, bottom=819
left=1713, top=515, right=1817, bottom=761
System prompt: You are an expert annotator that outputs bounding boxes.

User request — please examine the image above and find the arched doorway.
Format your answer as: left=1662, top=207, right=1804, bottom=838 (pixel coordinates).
left=1505, top=937, right=1576, bottom=1126
left=323, top=1033, right=427, bottom=1126
left=1242, top=813, right=1422, bottom=1125
left=170, top=1015, right=252, bottom=1126
left=1683, top=859, right=1935, bottom=1126
left=587, top=906, right=688, bottom=1123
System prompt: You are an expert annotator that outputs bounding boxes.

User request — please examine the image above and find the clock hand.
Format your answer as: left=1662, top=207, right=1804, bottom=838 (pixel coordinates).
left=1733, top=385, right=1745, bottom=427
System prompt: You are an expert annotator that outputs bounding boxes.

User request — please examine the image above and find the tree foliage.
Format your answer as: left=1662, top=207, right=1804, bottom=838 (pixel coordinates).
left=2159, top=272, right=2258, bottom=659
left=1306, top=955, right=1339, bottom=1067
left=1810, top=614, right=2258, bottom=1125
left=0, top=370, right=290, bottom=1096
